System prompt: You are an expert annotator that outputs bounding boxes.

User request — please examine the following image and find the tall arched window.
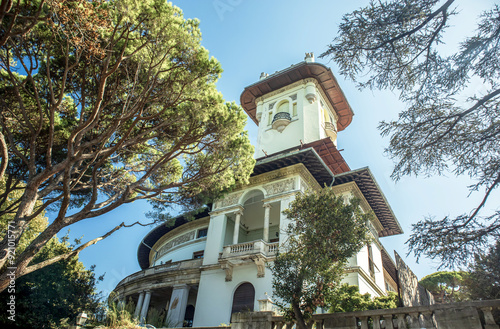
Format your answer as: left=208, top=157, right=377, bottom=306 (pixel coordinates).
left=277, top=100, right=289, bottom=113
left=231, top=282, right=255, bottom=315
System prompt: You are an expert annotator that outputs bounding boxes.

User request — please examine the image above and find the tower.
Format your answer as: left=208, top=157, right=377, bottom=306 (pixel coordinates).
left=111, top=55, right=404, bottom=328
left=240, top=53, right=354, bottom=159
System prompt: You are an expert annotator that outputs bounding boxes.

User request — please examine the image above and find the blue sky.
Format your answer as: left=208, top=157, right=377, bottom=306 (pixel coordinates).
left=54, top=0, right=499, bottom=297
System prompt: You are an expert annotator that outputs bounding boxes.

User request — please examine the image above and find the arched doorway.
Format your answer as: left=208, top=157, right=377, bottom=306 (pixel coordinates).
left=231, top=282, right=255, bottom=315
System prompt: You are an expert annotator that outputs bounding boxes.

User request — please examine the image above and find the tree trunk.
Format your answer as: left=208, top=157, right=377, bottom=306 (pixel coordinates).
left=0, top=185, right=39, bottom=269
left=291, top=300, right=307, bottom=329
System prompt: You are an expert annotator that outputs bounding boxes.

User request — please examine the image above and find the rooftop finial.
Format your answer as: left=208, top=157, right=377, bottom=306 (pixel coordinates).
left=305, top=52, right=315, bottom=63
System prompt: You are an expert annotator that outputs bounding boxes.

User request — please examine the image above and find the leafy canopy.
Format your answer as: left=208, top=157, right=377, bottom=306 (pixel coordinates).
left=464, top=241, right=500, bottom=300
left=419, top=271, right=467, bottom=303
left=328, top=284, right=399, bottom=313
left=321, top=0, right=500, bottom=268
left=0, top=0, right=254, bottom=291
left=270, top=188, right=370, bottom=329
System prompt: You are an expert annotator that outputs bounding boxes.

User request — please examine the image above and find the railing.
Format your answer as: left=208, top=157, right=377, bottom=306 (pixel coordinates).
left=230, top=241, right=254, bottom=253
left=114, top=258, right=202, bottom=287
left=268, top=243, right=279, bottom=253
left=272, top=112, right=292, bottom=124
left=221, top=240, right=279, bottom=259
left=268, top=300, right=500, bottom=329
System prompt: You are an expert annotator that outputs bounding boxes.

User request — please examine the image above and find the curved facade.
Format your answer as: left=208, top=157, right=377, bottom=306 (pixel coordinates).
left=112, top=55, right=402, bottom=327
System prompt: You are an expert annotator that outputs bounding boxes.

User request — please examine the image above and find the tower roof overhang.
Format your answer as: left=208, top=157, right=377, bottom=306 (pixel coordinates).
left=332, top=167, right=403, bottom=237
left=240, top=61, right=354, bottom=131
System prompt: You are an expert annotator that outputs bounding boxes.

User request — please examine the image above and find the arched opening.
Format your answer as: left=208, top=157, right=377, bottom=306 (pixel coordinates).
left=277, top=100, right=289, bottom=113
left=231, top=282, right=255, bottom=315
left=183, top=305, right=195, bottom=327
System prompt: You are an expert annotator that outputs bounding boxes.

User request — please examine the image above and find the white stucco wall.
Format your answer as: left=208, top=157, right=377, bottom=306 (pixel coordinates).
left=155, top=239, right=207, bottom=265
left=193, top=265, right=273, bottom=327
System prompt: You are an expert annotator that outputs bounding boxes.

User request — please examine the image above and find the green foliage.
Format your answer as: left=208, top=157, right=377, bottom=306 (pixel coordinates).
left=328, top=284, right=399, bottom=313
left=464, top=241, right=500, bottom=300
left=105, top=299, right=139, bottom=329
left=0, top=0, right=254, bottom=288
left=0, top=237, right=103, bottom=328
left=321, top=0, right=500, bottom=269
left=419, top=271, right=467, bottom=303
left=146, top=307, right=165, bottom=328
left=270, top=188, right=371, bottom=329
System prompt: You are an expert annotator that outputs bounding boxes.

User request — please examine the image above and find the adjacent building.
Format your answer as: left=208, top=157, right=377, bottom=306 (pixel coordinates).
left=112, top=54, right=403, bottom=327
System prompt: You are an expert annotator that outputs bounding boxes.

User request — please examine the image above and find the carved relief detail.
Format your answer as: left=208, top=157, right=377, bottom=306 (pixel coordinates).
left=300, top=178, right=312, bottom=194
left=263, top=178, right=295, bottom=196
left=252, top=256, right=266, bottom=278
left=222, top=262, right=233, bottom=282
left=214, top=192, right=243, bottom=210
left=157, top=231, right=196, bottom=258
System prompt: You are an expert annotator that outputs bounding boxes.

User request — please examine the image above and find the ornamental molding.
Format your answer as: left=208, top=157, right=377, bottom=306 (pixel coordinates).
left=263, top=178, right=295, bottom=196
left=209, top=204, right=244, bottom=217
left=113, top=259, right=203, bottom=295
left=151, top=217, right=210, bottom=263
left=330, top=182, right=384, bottom=233
left=213, top=192, right=244, bottom=210
left=248, top=163, right=321, bottom=191
left=253, top=78, right=339, bottom=122
left=255, top=80, right=305, bottom=104
left=344, top=265, right=385, bottom=296
left=156, top=230, right=195, bottom=259
left=303, top=78, right=339, bottom=121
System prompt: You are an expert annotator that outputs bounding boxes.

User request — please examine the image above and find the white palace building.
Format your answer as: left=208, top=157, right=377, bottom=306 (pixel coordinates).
left=112, top=54, right=404, bottom=327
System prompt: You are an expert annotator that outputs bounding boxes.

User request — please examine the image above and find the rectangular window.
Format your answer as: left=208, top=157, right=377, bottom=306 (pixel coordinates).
left=292, top=103, right=297, bottom=116
left=368, top=244, right=375, bottom=280
left=193, top=251, right=204, bottom=259
left=197, top=228, right=208, bottom=239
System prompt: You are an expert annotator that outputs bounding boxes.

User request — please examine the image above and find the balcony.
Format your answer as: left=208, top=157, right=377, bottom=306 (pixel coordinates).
left=218, top=240, right=279, bottom=281
left=323, top=121, right=337, bottom=141
left=221, top=240, right=278, bottom=259
left=271, top=112, right=292, bottom=132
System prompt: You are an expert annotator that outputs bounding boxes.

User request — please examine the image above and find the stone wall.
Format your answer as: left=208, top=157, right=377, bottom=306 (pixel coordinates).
left=226, top=300, right=500, bottom=329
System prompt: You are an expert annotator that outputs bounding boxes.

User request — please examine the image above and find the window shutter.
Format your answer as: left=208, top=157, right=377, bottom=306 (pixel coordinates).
left=231, top=283, right=255, bottom=315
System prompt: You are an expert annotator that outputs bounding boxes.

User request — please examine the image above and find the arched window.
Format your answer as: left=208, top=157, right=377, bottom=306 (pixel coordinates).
left=231, top=282, right=255, bottom=315
left=277, top=100, right=289, bottom=113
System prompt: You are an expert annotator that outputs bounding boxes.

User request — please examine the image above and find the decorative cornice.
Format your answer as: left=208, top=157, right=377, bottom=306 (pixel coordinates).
left=249, top=163, right=321, bottom=191
left=209, top=204, right=244, bottom=217
left=331, top=182, right=384, bottom=234
left=253, top=78, right=337, bottom=123
left=151, top=217, right=210, bottom=263
left=345, top=266, right=386, bottom=296
left=213, top=192, right=244, bottom=210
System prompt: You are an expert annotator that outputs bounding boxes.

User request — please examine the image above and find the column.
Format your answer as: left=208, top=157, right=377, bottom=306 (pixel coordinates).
left=139, top=290, right=151, bottom=324
left=134, top=291, right=145, bottom=319
left=263, top=203, right=272, bottom=242
left=232, top=210, right=243, bottom=245
left=202, top=212, right=227, bottom=265
left=167, top=284, right=190, bottom=328
left=279, top=197, right=292, bottom=247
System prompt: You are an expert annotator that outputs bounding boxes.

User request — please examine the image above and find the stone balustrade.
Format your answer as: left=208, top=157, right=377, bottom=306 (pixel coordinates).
left=115, top=258, right=203, bottom=288
left=220, top=240, right=279, bottom=259
left=229, top=300, right=500, bottom=329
